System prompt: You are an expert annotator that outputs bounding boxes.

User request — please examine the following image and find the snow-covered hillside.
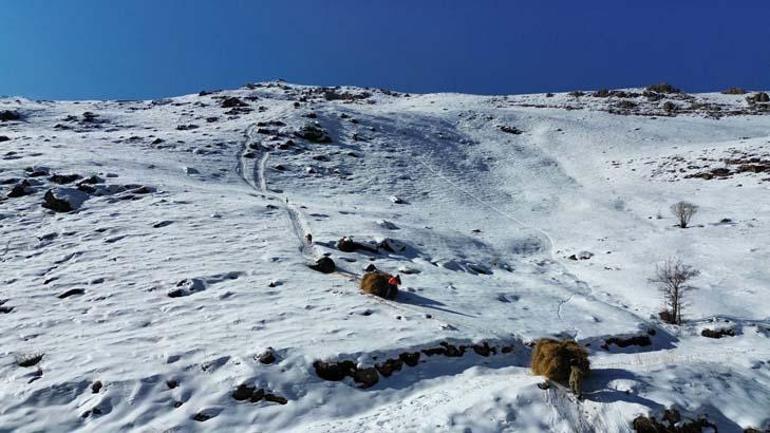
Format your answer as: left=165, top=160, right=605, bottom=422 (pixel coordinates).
left=1, top=82, right=769, bottom=432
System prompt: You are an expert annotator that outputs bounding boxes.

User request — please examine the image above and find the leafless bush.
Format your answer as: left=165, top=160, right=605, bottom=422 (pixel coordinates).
left=650, top=258, right=699, bottom=325
left=721, top=87, right=746, bottom=95
left=670, top=201, right=698, bottom=228
left=646, top=82, right=681, bottom=94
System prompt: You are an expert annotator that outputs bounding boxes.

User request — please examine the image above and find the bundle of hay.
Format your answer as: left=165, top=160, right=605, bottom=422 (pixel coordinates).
left=531, top=338, right=590, bottom=384
left=360, top=271, right=399, bottom=300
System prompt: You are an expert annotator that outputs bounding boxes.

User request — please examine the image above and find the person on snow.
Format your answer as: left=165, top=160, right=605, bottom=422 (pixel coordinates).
left=386, top=274, right=401, bottom=298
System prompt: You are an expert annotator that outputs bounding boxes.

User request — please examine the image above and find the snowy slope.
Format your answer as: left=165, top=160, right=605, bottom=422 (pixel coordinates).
left=1, top=83, right=769, bottom=432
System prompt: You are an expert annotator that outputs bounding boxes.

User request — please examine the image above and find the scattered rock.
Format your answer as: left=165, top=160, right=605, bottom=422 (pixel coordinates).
left=352, top=367, right=379, bottom=388
left=192, top=408, right=221, bottom=422
left=499, top=125, right=523, bottom=135
left=257, top=348, right=277, bottom=364
left=375, top=358, right=403, bottom=377
left=601, top=335, right=652, bottom=349
left=264, top=393, right=288, bottom=405
left=16, top=353, right=43, bottom=367
left=58, top=288, right=85, bottom=299
left=701, top=328, right=736, bottom=339
left=91, top=381, right=103, bottom=393
left=42, top=188, right=89, bottom=212
left=221, top=97, right=248, bottom=108
left=398, top=352, right=420, bottom=367
left=0, top=110, right=21, bottom=122
left=313, top=360, right=356, bottom=381
left=49, top=174, right=82, bottom=184
left=294, top=123, right=331, bottom=143
left=309, top=257, right=335, bottom=274
left=167, top=278, right=206, bottom=298
left=8, top=180, right=33, bottom=198
left=232, top=384, right=256, bottom=401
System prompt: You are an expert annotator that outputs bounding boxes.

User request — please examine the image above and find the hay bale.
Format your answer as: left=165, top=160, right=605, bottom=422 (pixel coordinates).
left=360, top=271, right=399, bottom=300
left=531, top=338, right=589, bottom=384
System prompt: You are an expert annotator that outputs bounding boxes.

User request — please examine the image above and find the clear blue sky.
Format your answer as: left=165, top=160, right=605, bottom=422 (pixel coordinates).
left=2, top=0, right=769, bottom=100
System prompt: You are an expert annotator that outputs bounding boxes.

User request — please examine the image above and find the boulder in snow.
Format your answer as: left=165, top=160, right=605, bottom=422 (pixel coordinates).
left=42, top=188, right=89, bottom=212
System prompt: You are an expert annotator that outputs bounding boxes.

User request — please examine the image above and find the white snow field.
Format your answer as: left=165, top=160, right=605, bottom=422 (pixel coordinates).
left=1, top=83, right=769, bottom=432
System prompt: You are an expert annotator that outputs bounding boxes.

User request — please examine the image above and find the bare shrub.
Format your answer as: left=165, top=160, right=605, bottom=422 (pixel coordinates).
left=650, top=258, right=699, bottom=325
left=670, top=201, right=698, bottom=228
left=646, top=82, right=681, bottom=94
left=721, top=87, right=747, bottom=95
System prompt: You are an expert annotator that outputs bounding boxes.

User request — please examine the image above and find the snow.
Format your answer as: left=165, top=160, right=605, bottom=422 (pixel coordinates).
left=1, top=83, right=769, bottom=432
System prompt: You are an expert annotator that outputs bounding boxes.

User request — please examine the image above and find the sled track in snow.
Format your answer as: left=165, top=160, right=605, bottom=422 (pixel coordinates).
left=239, top=124, right=317, bottom=257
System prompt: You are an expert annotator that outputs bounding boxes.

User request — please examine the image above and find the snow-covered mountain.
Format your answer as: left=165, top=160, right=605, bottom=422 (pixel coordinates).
left=1, top=82, right=769, bottom=432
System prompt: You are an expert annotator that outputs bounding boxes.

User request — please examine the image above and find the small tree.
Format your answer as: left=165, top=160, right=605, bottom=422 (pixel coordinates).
left=670, top=201, right=698, bottom=228
left=650, top=258, right=699, bottom=325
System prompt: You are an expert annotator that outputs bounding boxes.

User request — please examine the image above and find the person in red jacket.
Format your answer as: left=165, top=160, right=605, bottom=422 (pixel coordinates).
left=386, top=274, right=401, bottom=299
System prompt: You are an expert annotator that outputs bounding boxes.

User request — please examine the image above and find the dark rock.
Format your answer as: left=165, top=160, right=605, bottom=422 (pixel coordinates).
left=352, top=367, right=379, bottom=389
left=49, top=174, right=82, bottom=184
left=0, top=136, right=10, bottom=142
left=257, top=348, right=276, bottom=364
left=232, top=384, right=256, bottom=401
left=499, top=125, right=523, bottom=135
left=309, top=257, right=335, bottom=274
left=249, top=388, right=266, bottom=402
left=753, top=92, right=770, bottom=103
left=472, top=342, right=492, bottom=357
left=167, top=278, right=206, bottom=298
left=440, top=342, right=464, bottom=357
left=79, top=175, right=104, bottom=185
left=264, top=393, right=287, bottom=405
left=375, top=358, right=403, bottom=377
left=192, top=411, right=217, bottom=422
left=294, top=124, right=331, bottom=143
left=602, top=335, right=652, bottom=349
left=337, top=237, right=378, bottom=253
left=166, top=379, right=179, bottom=389
left=221, top=97, right=248, bottom=108
left=8, top=180, right=33, bottom=198
left=58, top=288, right=85, bottom=299
left=313, top=360, right=356, bottom=381
left=399, top=352, right=420, bottom=367
left=42, top=188, right=89, bottom=212
left=0, top=110, right=21, bottom=122
left=701, top=328, right=735, bottom=339
left=16, top=353, right=43, bottom=367
left=91, top=381, right=103, bottom=393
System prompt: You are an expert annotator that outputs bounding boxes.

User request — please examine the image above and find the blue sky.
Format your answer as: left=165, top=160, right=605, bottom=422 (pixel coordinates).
left=2, top=0, right=769, bottom=99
